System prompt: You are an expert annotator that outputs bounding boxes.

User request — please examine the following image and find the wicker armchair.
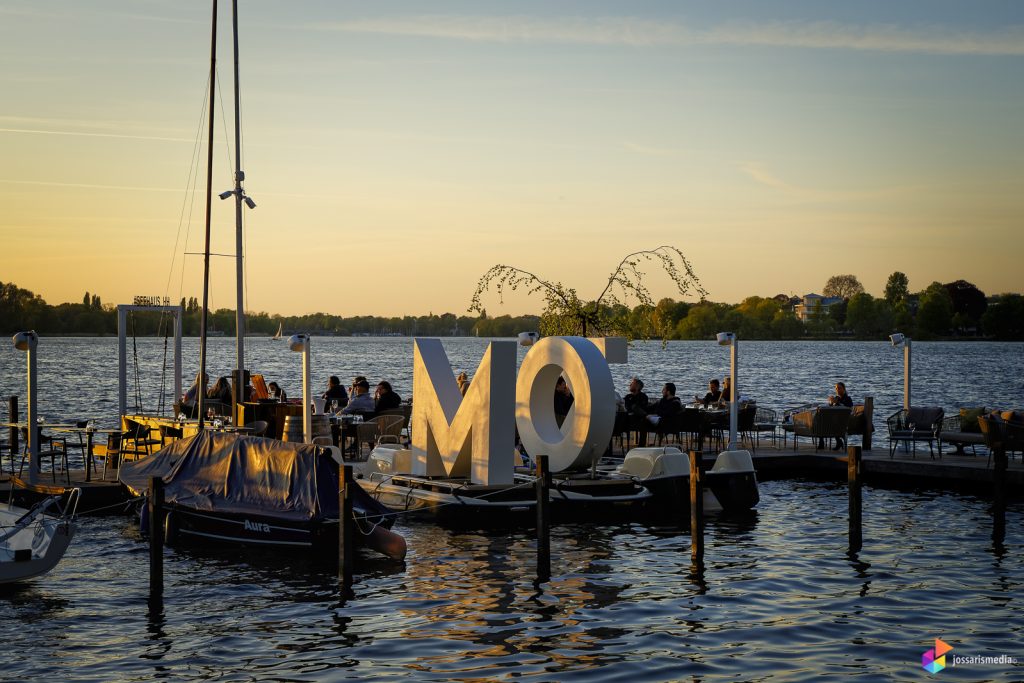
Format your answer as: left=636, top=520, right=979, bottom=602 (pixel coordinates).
left=886, top=407, right=944, bottom=459
left=791, top=406, right=851, bottom=451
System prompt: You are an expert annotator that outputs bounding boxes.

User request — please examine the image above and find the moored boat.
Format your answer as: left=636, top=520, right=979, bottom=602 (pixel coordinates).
left=0, top=491, right=79, bottom=586
left=355, top=444, right=652, bottom=523
left=610, top=446, right=760, bottom=513
left=119, top=431, right=406, bottom=560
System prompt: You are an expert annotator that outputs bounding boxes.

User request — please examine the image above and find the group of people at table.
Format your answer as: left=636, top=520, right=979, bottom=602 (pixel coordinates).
left=555, top=375, right=854, bottom=451
left=180, top=373, right=404, bottom=420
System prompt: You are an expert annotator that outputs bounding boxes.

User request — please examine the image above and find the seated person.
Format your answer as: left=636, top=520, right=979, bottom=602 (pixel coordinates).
left=180, top=372, right=208, bottom=418
left=267, top=381, right=287, bottom=402
left=647, top=382, right=683, bottom=425
left=374, top=381, right=402, bottom=413
left=716, top=377, right=733, bottom=408
left=207, top=376, right=232, bottom=404
left=341, top=379, right=375, bottom=415
left=695, top=379, right=722, bottom=407
left=322, top=375, right=349, bottom=409
left=554, top=376, right=574, bottom=426
left=624, top=377, right=649, bottom=416
left=456, top=372, right=470, bottom=396
left=825, top=381, right=853, bottom=450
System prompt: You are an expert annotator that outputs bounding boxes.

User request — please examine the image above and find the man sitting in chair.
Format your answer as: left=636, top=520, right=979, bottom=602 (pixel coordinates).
left=341, top=379, right=375, bottom=416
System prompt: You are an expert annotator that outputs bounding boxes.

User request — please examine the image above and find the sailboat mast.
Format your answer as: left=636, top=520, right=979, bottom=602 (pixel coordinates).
left=197, top=0, right=219, bottom=429
left=231, top=0, right=246, bottom=417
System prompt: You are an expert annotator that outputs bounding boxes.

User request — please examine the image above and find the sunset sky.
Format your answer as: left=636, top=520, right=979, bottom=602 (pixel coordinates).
left=2, top=1, right=1022, bottom=317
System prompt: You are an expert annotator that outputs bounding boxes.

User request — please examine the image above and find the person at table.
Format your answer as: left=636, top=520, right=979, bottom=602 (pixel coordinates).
left=181, top=372, right=208, bottom=417
left=695, top=379, right=722, bottom=408
left=456, top=371, right=470, bottom=396
left=624, top=377, right=649, bottom=416
left=647, top=382, right=683, bottom=426
left=825, top=381, right=854, bottom=450
left=207, top=376, right=232, bottom=404
left=715, top=376, right=733, bottom=408
left=322, top=376, right=349, bottom=410
left=341, top=379, right=375, bottom=415
left=554, top=376, right=574, bottom=426
left=267, top=381, right=287, bottom=402
left=374, top=381, right=402, bottom=413
left=624, top=377, right=651, bottom=446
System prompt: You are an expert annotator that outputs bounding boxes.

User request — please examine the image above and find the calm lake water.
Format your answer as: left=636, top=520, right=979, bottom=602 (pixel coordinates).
left=1, top=337, right=1023, bottom=681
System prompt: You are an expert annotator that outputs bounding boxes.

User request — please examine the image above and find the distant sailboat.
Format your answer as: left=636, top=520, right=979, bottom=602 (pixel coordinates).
left=271, top=321, right=283, bottom=341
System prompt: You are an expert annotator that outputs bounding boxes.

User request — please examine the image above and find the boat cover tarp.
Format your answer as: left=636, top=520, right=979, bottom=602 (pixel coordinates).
left=119, top=431, right=348, bottom=522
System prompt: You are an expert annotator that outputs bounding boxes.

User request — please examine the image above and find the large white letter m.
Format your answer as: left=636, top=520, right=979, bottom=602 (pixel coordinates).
left=410, top=338, right=516, bottom=485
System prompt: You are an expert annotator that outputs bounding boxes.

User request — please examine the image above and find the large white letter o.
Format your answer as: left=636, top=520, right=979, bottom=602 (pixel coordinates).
left=515, top=336, right=615, bottom=472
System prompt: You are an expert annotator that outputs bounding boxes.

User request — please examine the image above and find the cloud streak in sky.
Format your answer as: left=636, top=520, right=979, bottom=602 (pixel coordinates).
left=317, top=16, right=1024, bottom=56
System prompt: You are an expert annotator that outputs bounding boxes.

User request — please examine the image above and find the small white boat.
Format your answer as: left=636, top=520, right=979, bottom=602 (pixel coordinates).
left=0, top=491, right=79, bottom=586
left=271, top=322, right=283, bottom=341
left=518, top=331, right=540, bottom=346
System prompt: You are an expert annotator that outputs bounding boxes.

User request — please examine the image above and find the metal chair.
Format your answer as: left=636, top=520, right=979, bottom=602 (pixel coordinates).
left=886, top=407, right=944, bottom=459
left=18, top=426, right=69, bottom=483
left=244, top=420, right=268, bottom=437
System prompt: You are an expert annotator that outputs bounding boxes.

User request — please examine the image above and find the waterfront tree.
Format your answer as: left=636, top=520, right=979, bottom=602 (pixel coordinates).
left=981, top=293, right=1024, bottom=340
left=884, top=271, right=910, bottom=305
left=469, top=246, right=707, bottom=340
left=944, top=280, right=987, bottom=327
left=823, top=274, right=864, bottom=299
left=916, top=282, right=955, bottom=338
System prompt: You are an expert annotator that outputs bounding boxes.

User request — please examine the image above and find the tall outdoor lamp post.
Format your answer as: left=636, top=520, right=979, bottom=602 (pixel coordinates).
left=12, top=331, right=39, bottom=480
left=889, top=333, right=911, bottom=410
left=716, top=331, right=738, bottom=449
left=288, top=334, right=312, bottom=444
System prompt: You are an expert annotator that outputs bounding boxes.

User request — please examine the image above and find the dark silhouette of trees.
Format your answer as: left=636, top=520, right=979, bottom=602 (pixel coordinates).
left=823, top=274, right=864, bottom=299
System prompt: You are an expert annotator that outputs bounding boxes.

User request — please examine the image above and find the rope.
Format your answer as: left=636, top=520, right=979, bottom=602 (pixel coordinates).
left=73, top=495, right=146, bottom=517
left=158, top=312, right=170, bottom=415
left=130, top=313, right=143, bottom=413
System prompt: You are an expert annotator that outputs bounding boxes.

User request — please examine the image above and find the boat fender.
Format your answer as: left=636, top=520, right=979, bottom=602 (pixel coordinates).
left=164, top=510, right=179, bottom=547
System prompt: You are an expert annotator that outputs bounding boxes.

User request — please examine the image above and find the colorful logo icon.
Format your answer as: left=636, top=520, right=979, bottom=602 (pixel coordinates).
left=922, top=638, right=953, bottom=673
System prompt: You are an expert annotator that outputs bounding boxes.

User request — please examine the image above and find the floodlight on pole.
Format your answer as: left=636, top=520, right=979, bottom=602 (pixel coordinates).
left=889, top=332, right=912, bottom=410
left=716, top=331, right=738, bottom=450
left=12, top=331, right=39, bottom=480
left=288, top=334, right=312, bottom=443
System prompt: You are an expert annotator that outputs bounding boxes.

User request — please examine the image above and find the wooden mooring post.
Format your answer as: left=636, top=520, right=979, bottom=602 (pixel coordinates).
left=8, top=396, right=18, bottom=458
left=688, top=451, right=704, bottom=565
left=536, top=455, right=552, bottom=582
left=149, top=476, right=165, bottom=600
left=993, top=445, right=1007, bottom=544
left=339, top=464, right=354, bottom=586
left=847, top=445, right=863, bottom=553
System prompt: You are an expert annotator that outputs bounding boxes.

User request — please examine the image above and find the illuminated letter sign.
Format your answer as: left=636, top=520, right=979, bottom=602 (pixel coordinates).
left=410, top=338, right=516, bottom=485
left=515, top=336, right=616, bottom=472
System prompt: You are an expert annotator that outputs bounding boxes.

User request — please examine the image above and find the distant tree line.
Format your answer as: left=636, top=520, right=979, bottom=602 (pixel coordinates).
left=1, top=275, right=1021, bottom=340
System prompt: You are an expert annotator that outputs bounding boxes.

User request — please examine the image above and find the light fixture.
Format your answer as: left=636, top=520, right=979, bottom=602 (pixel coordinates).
left=11, top=331, right=39, bottom=479
left=219, top=190, right=234, bottom=200
left=888, top=332, right=912, bottom=410
left=288, top=334, right=312, bottom=443
left=243, top=196, right=256, bottom=209
left=715, top=331, right=738, bottom=450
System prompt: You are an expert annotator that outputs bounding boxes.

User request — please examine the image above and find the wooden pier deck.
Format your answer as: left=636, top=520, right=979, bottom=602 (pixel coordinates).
left=0, top=469, right=134, bottom=513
